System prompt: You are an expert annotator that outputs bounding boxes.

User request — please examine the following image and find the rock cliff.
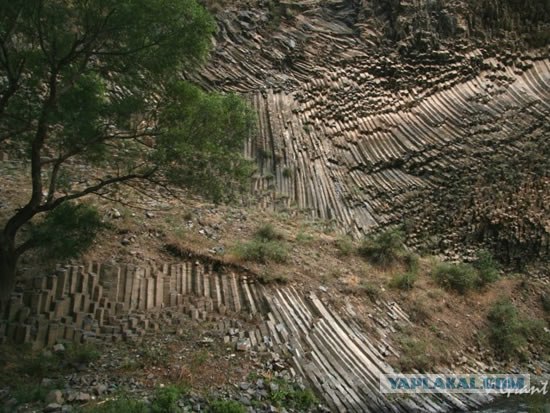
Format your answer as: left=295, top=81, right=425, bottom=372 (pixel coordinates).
left=191, top=0, right=550, bottom=266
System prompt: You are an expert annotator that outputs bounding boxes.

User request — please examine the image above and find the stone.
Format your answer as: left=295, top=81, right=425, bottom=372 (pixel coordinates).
left=75, top=392, right=91, bottom=402
left=239, top=396, right=251, bottom=406
left=45, top=390, right=64, bottom=404
left=44, top=403, right=63, bottom=412
left=236, top=338, right=251, bottom=351
left=92, top=384, right=107, bottom=396
left=199, top=337, right=214, bottom=346
left=53, top=343, right=65, bottom=353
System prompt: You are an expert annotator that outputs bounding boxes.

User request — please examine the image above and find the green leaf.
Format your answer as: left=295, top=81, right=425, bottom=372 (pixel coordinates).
left=28, top=202, right=105, bottom=260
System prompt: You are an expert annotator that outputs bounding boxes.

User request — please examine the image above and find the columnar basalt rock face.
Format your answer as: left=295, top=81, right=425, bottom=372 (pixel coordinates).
left=0, top=262, right=265, bottom=348
left=189, top=0, right=550, bottom=264
left=0, top=262, right=494, bottom=411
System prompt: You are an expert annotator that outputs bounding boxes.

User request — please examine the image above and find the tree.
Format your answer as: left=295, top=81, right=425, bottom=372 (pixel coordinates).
left=0, top=0, right=256, bottom=304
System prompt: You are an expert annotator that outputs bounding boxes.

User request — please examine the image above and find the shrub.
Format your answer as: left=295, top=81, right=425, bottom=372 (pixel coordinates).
left=473, top=250, right=500, bottom=286
left=209, top=400, right=246, bottom=413
left=12, top=383, right=52, bottom=405
left=358, top=228, right=405, bottom=267
left=335, top=236, right=354, bottom=257
left=407, top=300, right=431, bottom=324
left=234, top=223, right=289, bottom=263
left=19, top=352, right=57, bottom=377
left=397, top=338, right=430, bottom=372
left=360, top=281, right=381, bottom=301
left=292, top=388, right=317, bottom=410
left=432, top=262, right=479, bottom=294
left=267, top=379, right=317, bottom=410
left=29, top=202, right=105, bottom=260
left=151, top=385, right=185, bottom=413
left=234, top=239, right=288, bottom=264
left=295, top=230, right=314, bottom=244
left=256, top=270, right=289, bottom=285
left=390, top=272, right=417, bottom=290
left=66, top=343, right=101, bottom=365
left=487, top=298, right=527, bottom=360
left=403, top=253, right=419, bottom=273
left=254, top=223, right=282, bottom=241
left=488, top=298, right=550, bottom=360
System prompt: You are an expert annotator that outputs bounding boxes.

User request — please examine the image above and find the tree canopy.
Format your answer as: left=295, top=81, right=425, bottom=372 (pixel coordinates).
left=0, top=0, right=256, bottom=302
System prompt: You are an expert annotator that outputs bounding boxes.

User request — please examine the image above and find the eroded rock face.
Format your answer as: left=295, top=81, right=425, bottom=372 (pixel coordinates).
left=191, top=0, right=550, bottom=265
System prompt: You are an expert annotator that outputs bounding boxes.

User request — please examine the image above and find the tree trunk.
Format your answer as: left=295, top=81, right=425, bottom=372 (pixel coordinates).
left=0, top=233, right=18, bottom=310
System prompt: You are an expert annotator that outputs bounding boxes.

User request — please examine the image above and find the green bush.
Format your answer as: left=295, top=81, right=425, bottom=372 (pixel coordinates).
left=488, top=298, right=550, bottom=361
left=12, top=383, right=52, bottom=405
left=295, top=230, right=314, bottom=244
left=234, top=223, right=288, bottom=263
left=360, top=281, right=381, bottom=301
left=404, top=253, right=420, bottom=272
left=358, top=228, right=405, bottom=267
left=254, top=223, right=282, bottom=241
left=473, top=250, right=500, bottom=286
left=209, top=400, right=246, bottom=413
left=28, top=202, right=105, bottom=260
left=151, top=385, right=185, bottom=413
left=432, top=262, right=479, bottom=294
left=19, top=352, right=57, bottom=377
left=487, top=298, right=527, bottom=360
left=335, top=236, right=354, bottom=257
left=397, top=338, right=430, bottom=372
left=407, top=300, right=431, bottom=324
left=390, top=272, right=417, bottom=291
left=66, top=343, right=101, bottom=365
left=234, top=239, right=288, bottom=264
left=267, top=379, right=317, bottom=410
left=256, top=270, right=289, bottom=284
left=292, top=388, right=317, bottom=410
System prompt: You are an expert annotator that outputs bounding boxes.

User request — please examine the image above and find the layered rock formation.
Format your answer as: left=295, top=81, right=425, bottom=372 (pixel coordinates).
left=190, top=0, right=550, bottom=265
left=0, top=261, right=494, bottom=411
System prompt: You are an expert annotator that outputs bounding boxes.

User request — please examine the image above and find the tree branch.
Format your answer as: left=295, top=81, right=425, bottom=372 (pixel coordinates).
left=93, top=191, right=153, bottom=212
left=46, top=157, right=64, bottom=204
left=30, top=69, right=58, bottom=207
left=0, top=40, right=25, bottom=117
left=147, top=176, right=188, bottom=204
left=14, top=238, right=37, bottom=258
left=39, top=167, right=159, bottom=213
left=0, top=124, right=34, bottom=145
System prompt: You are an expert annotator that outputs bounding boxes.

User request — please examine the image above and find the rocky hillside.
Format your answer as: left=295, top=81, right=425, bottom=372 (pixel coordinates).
left=0, top=1, right=549, bottom=413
